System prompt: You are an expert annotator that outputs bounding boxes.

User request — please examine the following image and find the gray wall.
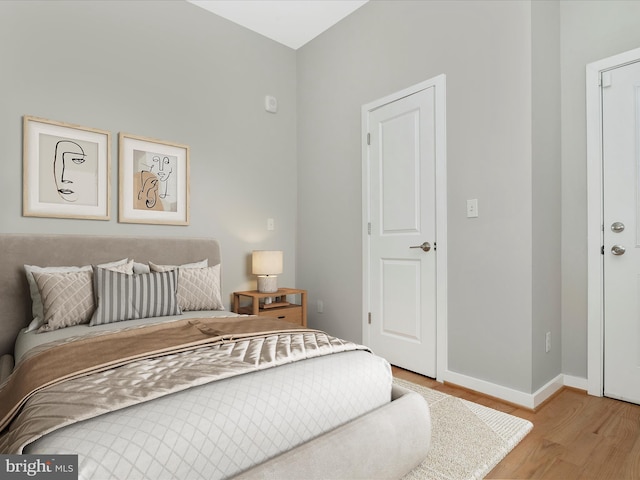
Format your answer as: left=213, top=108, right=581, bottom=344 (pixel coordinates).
left=0, top=0, right=298, bottom=307
left=532, top=0, right=561, bottom=391
left=560, top=0, right=640, bottom=379
left=297, top=0, right=640, bottom=394
left=298, top=0, right=540, bottom=393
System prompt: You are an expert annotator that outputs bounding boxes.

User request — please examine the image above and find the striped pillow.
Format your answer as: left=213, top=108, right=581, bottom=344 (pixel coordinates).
left=90, top=267, right=181, bottom=326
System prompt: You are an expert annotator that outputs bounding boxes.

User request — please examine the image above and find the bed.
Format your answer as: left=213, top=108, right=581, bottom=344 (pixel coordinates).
left=0, top=233, right=431, bottom=479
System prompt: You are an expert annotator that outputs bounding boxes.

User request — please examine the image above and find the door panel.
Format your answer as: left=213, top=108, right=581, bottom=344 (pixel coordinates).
left=381, top=111, right=420, bottom=232
left=603, top=60, right=640, bottom=404
left=381, top=259, right=421, bottom=341
left=367, top=87, right=436, bottom=377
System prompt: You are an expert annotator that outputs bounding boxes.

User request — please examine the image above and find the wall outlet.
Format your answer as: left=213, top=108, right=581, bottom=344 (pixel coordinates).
left=545, top=331, right=551, bottom=353
left=317, top=300, right=324, bottom=314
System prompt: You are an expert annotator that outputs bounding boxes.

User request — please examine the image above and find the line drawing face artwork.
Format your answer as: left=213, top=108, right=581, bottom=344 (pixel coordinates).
left=38, top=134, right=99, bottom=206
left=133, top=150, right=177, bottom=212
left=23, top=116, right=111, bottom=220
left=118, top=132, right=189, bottom=225
left=54, top=140, right=86, bottom=202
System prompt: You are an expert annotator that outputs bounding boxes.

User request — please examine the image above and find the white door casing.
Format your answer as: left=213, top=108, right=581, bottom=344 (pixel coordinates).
left=362, top=75, right=447, bottom=380
left=587, top=47, right=640, bottom=398
left=602, top=60, right=640, bottom=403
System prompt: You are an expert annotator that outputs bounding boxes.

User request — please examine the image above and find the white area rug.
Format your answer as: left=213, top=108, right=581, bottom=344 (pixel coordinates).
left=397, top=378, right=533, bottom=480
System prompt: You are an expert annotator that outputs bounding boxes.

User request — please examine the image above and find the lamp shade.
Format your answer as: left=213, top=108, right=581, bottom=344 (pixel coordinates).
left=252, top=250, right=283, bottom=276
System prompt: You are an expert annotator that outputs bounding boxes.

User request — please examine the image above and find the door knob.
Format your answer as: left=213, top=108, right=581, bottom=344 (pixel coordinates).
left=410, top=242, right=431, bottom=252
left=611, top=222, right=625, bottom=233
left=611, top=245, right=626, bottom=256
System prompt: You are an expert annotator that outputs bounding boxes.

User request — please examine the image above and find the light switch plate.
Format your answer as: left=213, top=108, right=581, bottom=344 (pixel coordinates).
left=466, top=199, right=478, bottom=218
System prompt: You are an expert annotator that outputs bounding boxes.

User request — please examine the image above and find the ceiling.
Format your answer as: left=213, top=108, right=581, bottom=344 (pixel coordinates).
left=188, top=0, right=369, bottom=50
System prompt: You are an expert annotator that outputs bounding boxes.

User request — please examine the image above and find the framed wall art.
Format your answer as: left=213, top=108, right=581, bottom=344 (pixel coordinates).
left=23, top=116, right=111, bottom=220
left=118, top=133, right=190, bottom=225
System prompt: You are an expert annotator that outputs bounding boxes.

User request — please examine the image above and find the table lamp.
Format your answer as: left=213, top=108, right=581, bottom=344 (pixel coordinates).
left=252, top=250, right=283, bottom=293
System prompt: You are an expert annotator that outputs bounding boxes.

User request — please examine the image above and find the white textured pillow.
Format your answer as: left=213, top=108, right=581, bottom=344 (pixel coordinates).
left=24, top=258, right=131, bottom=332
left=148, top=259, right=208, bottom=272
left=133, top=262, right=150, bottom=274
left=177, top=265, right=224, bottom=311
left=149, top=261, right=222, bottom=311
left=33, top=270, right=95, bottom=332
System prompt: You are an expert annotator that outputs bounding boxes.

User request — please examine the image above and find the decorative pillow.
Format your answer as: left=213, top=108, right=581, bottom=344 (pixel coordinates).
left=149, top=261, right=222, bottom=311
left=90, top=267, right=181, bottom=326
left=177, top=265, right=224, bottom=311
left=105, top=260, right=135, bottom=275
left=133, top=262, right=150, bottom=275
left=24, top=258, right=132, bottom=332
left=148, top=259, right=208, bottom=272
left=33, top=270, right=95, bottom=332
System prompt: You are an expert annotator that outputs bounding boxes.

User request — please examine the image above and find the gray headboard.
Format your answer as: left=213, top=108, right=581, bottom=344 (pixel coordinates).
left=0, top=234, right=222, bottom=357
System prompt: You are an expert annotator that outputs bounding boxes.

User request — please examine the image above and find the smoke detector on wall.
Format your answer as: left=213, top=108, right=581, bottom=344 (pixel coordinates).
left=265, top=95, right=278, bottom=113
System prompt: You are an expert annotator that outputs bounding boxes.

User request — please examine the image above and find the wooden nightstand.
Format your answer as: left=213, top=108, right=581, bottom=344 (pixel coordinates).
left=232, top=288, right=307, bottom=327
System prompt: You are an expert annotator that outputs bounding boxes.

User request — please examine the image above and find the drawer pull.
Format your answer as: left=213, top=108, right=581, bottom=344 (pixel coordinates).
left=278, top=315, right=286, bottom=319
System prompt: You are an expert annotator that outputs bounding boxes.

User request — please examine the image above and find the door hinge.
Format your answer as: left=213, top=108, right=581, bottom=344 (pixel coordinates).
left=601, top=245, right=605, bottom=255
left=368, top=222, right=371, bottom=235
left=600, top=71, right=612, bottom=88
left=368, top=312, right=372, bottom=324
left=367, top=133, right=371, bottom=145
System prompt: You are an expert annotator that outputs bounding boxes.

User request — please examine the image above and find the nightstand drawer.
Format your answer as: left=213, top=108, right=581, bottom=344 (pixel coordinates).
left=260, top=306, right=302, bottom=325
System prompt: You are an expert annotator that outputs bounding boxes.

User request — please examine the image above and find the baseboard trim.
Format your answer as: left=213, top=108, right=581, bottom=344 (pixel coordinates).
left=563, top=374, right=589, bottom=391
left=443, top=370, right=588, bottom=410
left=443, top=370, right=537, bottom=409
left=532, top=374, right=565, bottom=409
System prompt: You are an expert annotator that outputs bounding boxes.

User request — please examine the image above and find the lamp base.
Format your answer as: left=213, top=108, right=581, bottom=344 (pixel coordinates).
left=257, top=275, right=278, bottom=293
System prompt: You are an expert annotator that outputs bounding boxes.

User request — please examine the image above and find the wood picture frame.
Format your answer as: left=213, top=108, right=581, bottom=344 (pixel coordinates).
left=118, top=133, right=190, bottom=225
left=23, top=116, right=111, bottom=220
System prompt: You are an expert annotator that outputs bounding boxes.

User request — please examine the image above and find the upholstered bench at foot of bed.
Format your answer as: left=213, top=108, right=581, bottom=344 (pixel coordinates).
left=234, top=384, right=431, bottom=480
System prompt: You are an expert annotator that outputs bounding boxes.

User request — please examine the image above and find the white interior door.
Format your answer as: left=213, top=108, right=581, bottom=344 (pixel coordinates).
left=603, top=60, right=640, bottom=404
left=364, top=86, right=437, bottom=377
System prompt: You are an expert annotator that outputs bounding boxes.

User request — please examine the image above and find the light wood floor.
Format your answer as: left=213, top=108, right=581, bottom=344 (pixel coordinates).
left=393, top=367, right=640, bottom=479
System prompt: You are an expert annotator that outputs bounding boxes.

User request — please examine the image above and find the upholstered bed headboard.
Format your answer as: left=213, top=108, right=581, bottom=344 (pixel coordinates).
left=0, top=234, right=222, bottom=357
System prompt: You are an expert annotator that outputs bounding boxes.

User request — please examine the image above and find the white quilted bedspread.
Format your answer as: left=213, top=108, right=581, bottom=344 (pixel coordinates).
left=25, top=350, right=391, bottom=480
